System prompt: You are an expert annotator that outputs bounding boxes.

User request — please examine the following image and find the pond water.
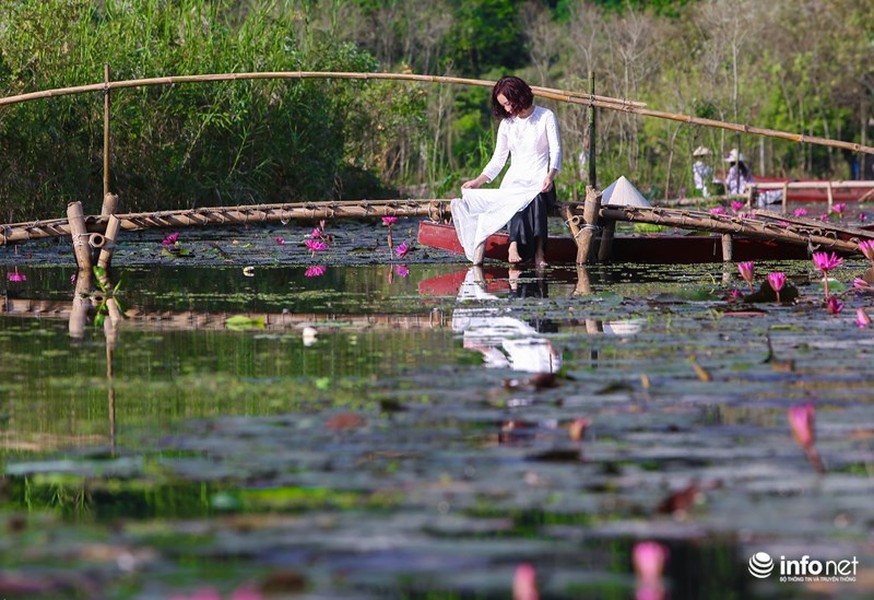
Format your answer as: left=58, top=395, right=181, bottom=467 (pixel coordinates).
left=1, top=218, right=873, bottom=599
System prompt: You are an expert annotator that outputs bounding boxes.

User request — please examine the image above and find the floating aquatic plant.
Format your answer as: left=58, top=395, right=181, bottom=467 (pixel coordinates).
left=826, top=295, right=844, bottom=314
left=395, top=242, right=410, bottom=258
left=305, top=265, right=327, bottom=277
left=855, top=307, right=871, bottom=327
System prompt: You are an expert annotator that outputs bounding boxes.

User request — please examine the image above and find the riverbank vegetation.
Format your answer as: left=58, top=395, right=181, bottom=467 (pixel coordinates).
left=0, top=0, right=872, bottom=220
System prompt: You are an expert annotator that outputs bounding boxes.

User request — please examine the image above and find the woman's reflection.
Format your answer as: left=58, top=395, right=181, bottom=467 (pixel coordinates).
left=451, top=266, right=561, bottom=373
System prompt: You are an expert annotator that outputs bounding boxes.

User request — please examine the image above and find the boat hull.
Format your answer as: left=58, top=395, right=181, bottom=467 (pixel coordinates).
left=417, top=221, right=810, bottom=264
left=754, top=177, right=874, bottom=203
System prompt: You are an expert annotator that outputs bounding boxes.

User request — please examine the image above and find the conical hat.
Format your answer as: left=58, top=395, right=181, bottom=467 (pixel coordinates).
left=601, top=176, right=651, bottom=208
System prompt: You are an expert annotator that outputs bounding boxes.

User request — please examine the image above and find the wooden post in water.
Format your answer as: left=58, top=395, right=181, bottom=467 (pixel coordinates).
left=588, top=72, right=597, bottom=189
left=721, top=233, right=733, bottom=262
left=575, top=186, right=602, bottom=264
left=67, top=201, right=93, bottom=272
left=827, top=181, right=834, bottom=213
left=597, top=217, right=615, bottom=262
left=782, top=181, right=789, bottom=214
left=103, top=64, right=111, bottom=199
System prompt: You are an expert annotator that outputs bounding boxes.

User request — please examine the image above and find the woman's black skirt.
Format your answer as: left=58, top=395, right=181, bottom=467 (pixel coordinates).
left=507, top=187, right=556, bottom=261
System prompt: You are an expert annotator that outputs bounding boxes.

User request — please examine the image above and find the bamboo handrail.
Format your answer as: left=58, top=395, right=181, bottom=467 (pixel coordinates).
left=1, top=70, right=872, bottom=155
left=0, top=198, right=441, bottom=244
left=595, top=204, right=871, bottom=254
left=750, top=180, right=874, bottom=190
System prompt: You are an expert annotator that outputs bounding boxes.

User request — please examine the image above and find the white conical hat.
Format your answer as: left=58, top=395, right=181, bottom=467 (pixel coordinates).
left=601, top=176, right=651, bottom=208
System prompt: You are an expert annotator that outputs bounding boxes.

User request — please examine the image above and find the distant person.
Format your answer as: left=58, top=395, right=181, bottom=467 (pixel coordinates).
left=723, top=148, right=753, bottom=196
left=451, top=76, right=562, bottom=267
left=691, top=146, right=713, bottom=197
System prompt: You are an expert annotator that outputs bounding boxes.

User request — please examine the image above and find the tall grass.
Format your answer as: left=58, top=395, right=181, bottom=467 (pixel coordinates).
left=0, top=0, right=396, bottom=220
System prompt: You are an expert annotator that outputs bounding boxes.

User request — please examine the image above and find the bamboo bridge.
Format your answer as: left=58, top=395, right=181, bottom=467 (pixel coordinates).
left=3, top=69, right=874, bottom=273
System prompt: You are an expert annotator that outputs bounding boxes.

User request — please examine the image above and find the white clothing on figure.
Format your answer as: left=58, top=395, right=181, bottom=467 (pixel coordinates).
left=692, top=160, right=713, bottom=197
left=725, top=164, right=753, bottom=195
left=451, top=267, right=561, bottom=373
left=451, top=106, right=562, bottom=262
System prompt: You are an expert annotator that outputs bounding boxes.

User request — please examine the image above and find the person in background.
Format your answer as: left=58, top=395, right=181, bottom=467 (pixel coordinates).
left=691, top=146, right=713, bottom=197
left=451, top=76, right=562, bottom=267
left=723, top=148, right=753, bottom=196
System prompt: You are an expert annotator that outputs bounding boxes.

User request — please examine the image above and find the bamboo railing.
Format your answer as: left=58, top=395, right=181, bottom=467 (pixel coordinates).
left=1, top=70, right=872, bottom=155
left=0, top=199, right=442, bottom=245
left=594, top=204, right=873, bottom=254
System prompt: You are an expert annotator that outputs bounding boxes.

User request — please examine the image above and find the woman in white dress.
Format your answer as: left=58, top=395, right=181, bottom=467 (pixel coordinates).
left=451, top=76, right=562, bottom=267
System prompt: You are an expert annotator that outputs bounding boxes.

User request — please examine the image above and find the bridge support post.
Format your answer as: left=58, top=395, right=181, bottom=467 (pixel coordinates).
left=574, top=186, right=602, bottom=264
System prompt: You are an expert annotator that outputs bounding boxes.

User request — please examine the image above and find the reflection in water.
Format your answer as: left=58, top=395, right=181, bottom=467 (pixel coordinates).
left=451, top=266, right=561, bottom=373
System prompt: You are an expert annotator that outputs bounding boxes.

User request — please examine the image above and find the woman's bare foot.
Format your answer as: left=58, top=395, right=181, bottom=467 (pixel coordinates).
left=508, top=241, right=522, bottom=264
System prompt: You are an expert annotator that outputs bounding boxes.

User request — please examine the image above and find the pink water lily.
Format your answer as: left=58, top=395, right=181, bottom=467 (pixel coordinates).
left=395, top=242, right=410, bottom=258
left=793, top=207, right=808, bottom=217
left=162, top=232, right=180, bottom=246
left=395, top=264, right=410, bottom=278
left=812, top=251, right=844, bottom=298
left=304, top=239, right=328, bottom=257
left=787, top=402, right=824, bottom=473
left=767, top=272, right=786, bottom=303
left=826, top=295, right=844, bottom=314
left=274, top=236, right=286, bottom=245
left=310, top=227, right=322, bottom=239
left=6, top=269, right=26, bottom=282
left=858, top=239, right=874, bottom=264
left=382, top=216, right=398, bottom=226
left=737, top=261, right=755, bottom=292
left=831, top=203, right=846, bottom=217
left=633, top=541, right=669, bottom=581
left=730, top=201, right=744, bottom=214
left=853, top=277, right=873, bottom=292
left=513, top=563, right=539, bottom=600
left=855, top=307, right=871, bottom=327
left=788, top=402, right=815, bottom=449
left=305, top=265, right=326, bottom=277
left=709, top=206, right=726, bottom=215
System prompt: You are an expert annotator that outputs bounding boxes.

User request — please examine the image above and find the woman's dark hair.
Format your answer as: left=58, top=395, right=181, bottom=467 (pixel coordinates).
left=491, top=76, right=534, bottom=119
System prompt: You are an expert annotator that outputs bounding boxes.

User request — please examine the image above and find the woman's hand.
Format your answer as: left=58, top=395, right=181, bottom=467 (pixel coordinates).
left=541, top=175, right=554, bottom=192
left=462, top=175, right=487, bottom=190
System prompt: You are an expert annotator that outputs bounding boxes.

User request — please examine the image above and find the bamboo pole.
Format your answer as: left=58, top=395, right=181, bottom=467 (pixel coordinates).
left=103, top=64, right=111, bottom=198
left=66, top=201, right=93, bottom=272
left=0, top=198, right=437, bottom=244
left=597, top=205, right=864, bottom=254
left=1, top=70, right=872, bottom=156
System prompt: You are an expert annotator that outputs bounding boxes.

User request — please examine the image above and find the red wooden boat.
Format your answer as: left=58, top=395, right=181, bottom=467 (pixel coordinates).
left=417, top=221, right=812, bottom=264
left=753, top=177, right=874, bottom=203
